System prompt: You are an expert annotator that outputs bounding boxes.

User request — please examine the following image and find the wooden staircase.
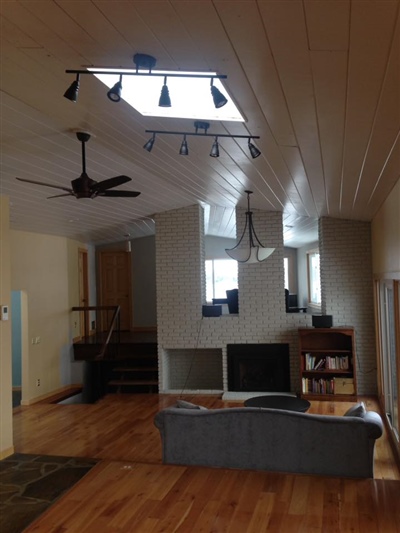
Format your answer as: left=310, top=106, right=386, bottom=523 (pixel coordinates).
left=108, top=332, right=158, bottom=393
left=73, top=329, right=158, bottom=400
left=108, top=354, right=158, bottom=394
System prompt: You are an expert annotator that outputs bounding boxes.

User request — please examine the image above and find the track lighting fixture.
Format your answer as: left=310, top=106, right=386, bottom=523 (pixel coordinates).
left=179, top=135, right=189, bottom=156
left=248, top=139, right=261, bottom=159
left=63, top=74, right=80, bottom=102
left=107, top=75, right=123, bottom=102
left=226, top=190, right=275, bottom=263
left=144, top=121, right=260, bottom=159
left=210, top=78, right=228, bottom=108
left=64, top=53, right=229, bottom=110
left=143, top=133, right=156, bottom=152
left=210, top=137, right=220, bottom=158
left=159, top=76, right=171, bottom=107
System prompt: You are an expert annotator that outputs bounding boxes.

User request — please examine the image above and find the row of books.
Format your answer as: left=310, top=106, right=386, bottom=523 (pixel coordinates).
left=304, top=354, right=350, bottom=370
left=302, top=377, right=335, bottom=395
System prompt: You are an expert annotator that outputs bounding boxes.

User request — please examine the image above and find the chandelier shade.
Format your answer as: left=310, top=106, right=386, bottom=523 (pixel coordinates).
left=225, top=191, right=275, bottom=263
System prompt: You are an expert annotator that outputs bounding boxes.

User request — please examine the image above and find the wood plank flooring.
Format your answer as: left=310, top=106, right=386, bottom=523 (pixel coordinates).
left=13, top=394, right=400, bottom=533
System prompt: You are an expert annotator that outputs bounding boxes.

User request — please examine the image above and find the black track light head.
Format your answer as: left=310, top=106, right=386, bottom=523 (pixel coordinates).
left=143, top=133, right=156, bottom=152
left=179, top=135, right=189, bottom=156
left=159, top=76, right=171, bottom=107
left=210, top=79, right=228, bottom=108
left=107, top=76, right=123, bottom=102
left=64, top=75, right=80, bottom=102
left=210, top=137, right=220, bottom=157
left=248, top=140, right=261, bottom=159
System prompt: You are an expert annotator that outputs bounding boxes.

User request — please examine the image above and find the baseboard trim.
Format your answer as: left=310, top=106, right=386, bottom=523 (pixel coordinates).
left=0, top=446, right=15, bottom=460
left=21, top=384, right=83, bottom=406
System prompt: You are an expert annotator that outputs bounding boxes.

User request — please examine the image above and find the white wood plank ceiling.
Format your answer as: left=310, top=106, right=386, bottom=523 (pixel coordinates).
left=1, top=0, right=399, bottom=247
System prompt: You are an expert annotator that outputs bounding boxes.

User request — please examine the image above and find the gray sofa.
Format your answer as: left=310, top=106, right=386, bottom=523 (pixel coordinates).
left=154, top=403, right=383, bottom=478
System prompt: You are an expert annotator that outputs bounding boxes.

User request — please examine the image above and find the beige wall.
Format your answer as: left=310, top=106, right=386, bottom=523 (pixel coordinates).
left=0, top=197, right=13, bottom=458
left=371, top=179, right=400, bottom=278
left=10, top=231, right=88, bottom=403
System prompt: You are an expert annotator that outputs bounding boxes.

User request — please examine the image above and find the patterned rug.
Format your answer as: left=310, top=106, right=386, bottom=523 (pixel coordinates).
left=0, top=453, right=98, bottom=533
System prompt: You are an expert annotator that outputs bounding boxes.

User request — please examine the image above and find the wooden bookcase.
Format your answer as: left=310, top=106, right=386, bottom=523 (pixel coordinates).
left=299, top=327, right=357, bottom=401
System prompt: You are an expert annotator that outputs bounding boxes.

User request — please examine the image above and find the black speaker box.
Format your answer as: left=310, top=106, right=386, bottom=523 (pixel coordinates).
left=312, top=315, right=333, bottom=328
left=202, top=305, right=222, bottom=317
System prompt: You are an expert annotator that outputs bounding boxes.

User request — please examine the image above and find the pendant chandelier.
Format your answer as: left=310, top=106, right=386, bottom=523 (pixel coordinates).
left=226, top=191, right=275, bottom=263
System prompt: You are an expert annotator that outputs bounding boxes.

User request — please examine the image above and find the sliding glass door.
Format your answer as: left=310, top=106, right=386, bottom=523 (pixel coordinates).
left=379, top=280, right=399, bottom=441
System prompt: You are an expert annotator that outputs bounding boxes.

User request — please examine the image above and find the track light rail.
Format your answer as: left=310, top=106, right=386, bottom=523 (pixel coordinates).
left=144, top=129, right=259, bottom=139
left=65, top=69, right=227, bottom=80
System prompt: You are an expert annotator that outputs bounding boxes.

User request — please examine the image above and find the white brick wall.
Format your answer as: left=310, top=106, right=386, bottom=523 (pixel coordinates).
left=155, top=205, right=312, bottom=394
left=319, top=217, right=377, bottom=394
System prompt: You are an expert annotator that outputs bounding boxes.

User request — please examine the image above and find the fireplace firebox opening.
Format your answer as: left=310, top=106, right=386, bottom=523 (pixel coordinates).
left=227, top=343, right=290, bottom=392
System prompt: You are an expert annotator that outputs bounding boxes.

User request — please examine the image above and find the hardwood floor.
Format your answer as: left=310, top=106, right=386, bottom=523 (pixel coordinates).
left=13, top=394, right=400, bottom=533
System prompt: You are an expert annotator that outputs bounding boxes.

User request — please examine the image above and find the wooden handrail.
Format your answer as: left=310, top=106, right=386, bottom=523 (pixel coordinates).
left=97, top=306, right=120, bottom=360
left=72, top=305, right=121, bottom=360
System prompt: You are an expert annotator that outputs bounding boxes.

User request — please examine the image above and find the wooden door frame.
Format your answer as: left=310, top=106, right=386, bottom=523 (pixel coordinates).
left=78, top=248, right=89, bottom=339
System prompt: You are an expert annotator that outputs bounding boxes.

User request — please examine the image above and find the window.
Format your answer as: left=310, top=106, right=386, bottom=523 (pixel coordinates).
left=206, top=259, right=238, bottom=302
left=307, top=250, right=321, bottom=305
left=377, top=280, right=399, bottom=441
left=284, top=257, right=289, bottom=290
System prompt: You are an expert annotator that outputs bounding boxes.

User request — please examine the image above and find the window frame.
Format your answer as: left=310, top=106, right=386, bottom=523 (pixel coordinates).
left=306, top=249, right=321, bottom=307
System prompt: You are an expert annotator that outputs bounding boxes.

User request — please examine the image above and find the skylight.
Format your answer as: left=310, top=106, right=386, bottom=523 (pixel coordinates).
left=89, top=68, right=245, bottom=122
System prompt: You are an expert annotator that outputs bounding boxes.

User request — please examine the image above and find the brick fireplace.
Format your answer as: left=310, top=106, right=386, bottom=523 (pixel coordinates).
left=155, top=204, right=311, bottom=397
left=154, top=204, right=376, bottom=397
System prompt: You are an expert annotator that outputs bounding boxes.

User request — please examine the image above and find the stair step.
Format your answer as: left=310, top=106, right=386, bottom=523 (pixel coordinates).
left=108, top=379, right=159, bottom=386
left=113, top=367, right=158, bottom=372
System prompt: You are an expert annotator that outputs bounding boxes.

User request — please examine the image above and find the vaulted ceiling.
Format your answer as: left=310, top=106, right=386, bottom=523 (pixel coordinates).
left=1, top=1, right=399, bottom=248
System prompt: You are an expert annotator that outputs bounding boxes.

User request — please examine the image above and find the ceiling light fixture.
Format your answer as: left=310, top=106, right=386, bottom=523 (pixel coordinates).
left=107, top=75, right=123, bottom=102
left=210, top=137, right=219, bottom=158
left=248, top=139, right=261, bottom=159
left=63, top=74, right=80, bottom=102
left=179, top=135, right=189, bottom=156
left=143, top=121, right=260, bottom=159
left=226, top=190, right=275, bottom=263
left=210, top=78, right=228, bottom=108
left=159, top=76, right=171, bottom=107
left=64, top=53, right=228, bottom=109
left=143, top=133, right=156, bottom=152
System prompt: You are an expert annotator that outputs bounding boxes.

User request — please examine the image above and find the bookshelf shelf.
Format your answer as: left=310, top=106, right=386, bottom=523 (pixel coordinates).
left=299, top=327, right=357, bottom=400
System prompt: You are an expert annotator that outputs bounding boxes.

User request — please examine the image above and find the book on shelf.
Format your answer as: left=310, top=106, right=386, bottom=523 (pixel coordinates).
left=302, top=376, right=335, bottom=395
left=326, top=355, right=350, bottom=370
left=314, top=358, right=325, bottom=370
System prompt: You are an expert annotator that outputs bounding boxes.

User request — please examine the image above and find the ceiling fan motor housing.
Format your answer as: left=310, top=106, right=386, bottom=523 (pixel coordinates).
left=72, top=173, right=97, bottom=198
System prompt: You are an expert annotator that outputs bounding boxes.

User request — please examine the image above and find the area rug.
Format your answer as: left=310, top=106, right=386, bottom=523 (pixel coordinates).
left=0, top=453, right=98, bottom=533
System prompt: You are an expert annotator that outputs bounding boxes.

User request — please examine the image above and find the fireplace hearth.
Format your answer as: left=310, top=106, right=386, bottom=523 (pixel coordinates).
left=227, top=343, right=290, bottom=392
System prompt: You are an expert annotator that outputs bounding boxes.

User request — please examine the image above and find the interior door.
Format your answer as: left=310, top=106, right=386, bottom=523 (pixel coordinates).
left=78, top=249, right=89, bottom=338
left=99, top=251, right=132, bottom=331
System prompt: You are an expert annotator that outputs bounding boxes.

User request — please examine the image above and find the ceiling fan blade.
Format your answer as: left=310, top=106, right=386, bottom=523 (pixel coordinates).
left=100, top=190, right=141, bottom=197
left=16, top=177, right=73, bottom=194
left=47, top=193, right=75, bottom=199
left=91, top=175, right=132, bottom=193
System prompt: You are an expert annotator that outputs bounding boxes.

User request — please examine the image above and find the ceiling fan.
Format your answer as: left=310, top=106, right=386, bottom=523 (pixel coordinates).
left=16, top=131, right=141, bottom=199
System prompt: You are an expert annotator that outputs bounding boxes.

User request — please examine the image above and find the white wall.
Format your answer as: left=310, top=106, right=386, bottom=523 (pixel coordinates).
left=0, top=197, right=13, bottom=458
left=372, top=179, right=400, bottom=278
left=10, top=231, right=93, bottom=402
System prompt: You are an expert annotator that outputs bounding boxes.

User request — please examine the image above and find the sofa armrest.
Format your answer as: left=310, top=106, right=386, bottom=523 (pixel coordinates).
left=363, top=411, right=384, bottom=439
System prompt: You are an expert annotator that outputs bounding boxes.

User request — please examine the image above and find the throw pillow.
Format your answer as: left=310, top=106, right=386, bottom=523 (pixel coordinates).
left=343, top=401, right=366, bottom=418
left=176, top=399, right=207, bottom=410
